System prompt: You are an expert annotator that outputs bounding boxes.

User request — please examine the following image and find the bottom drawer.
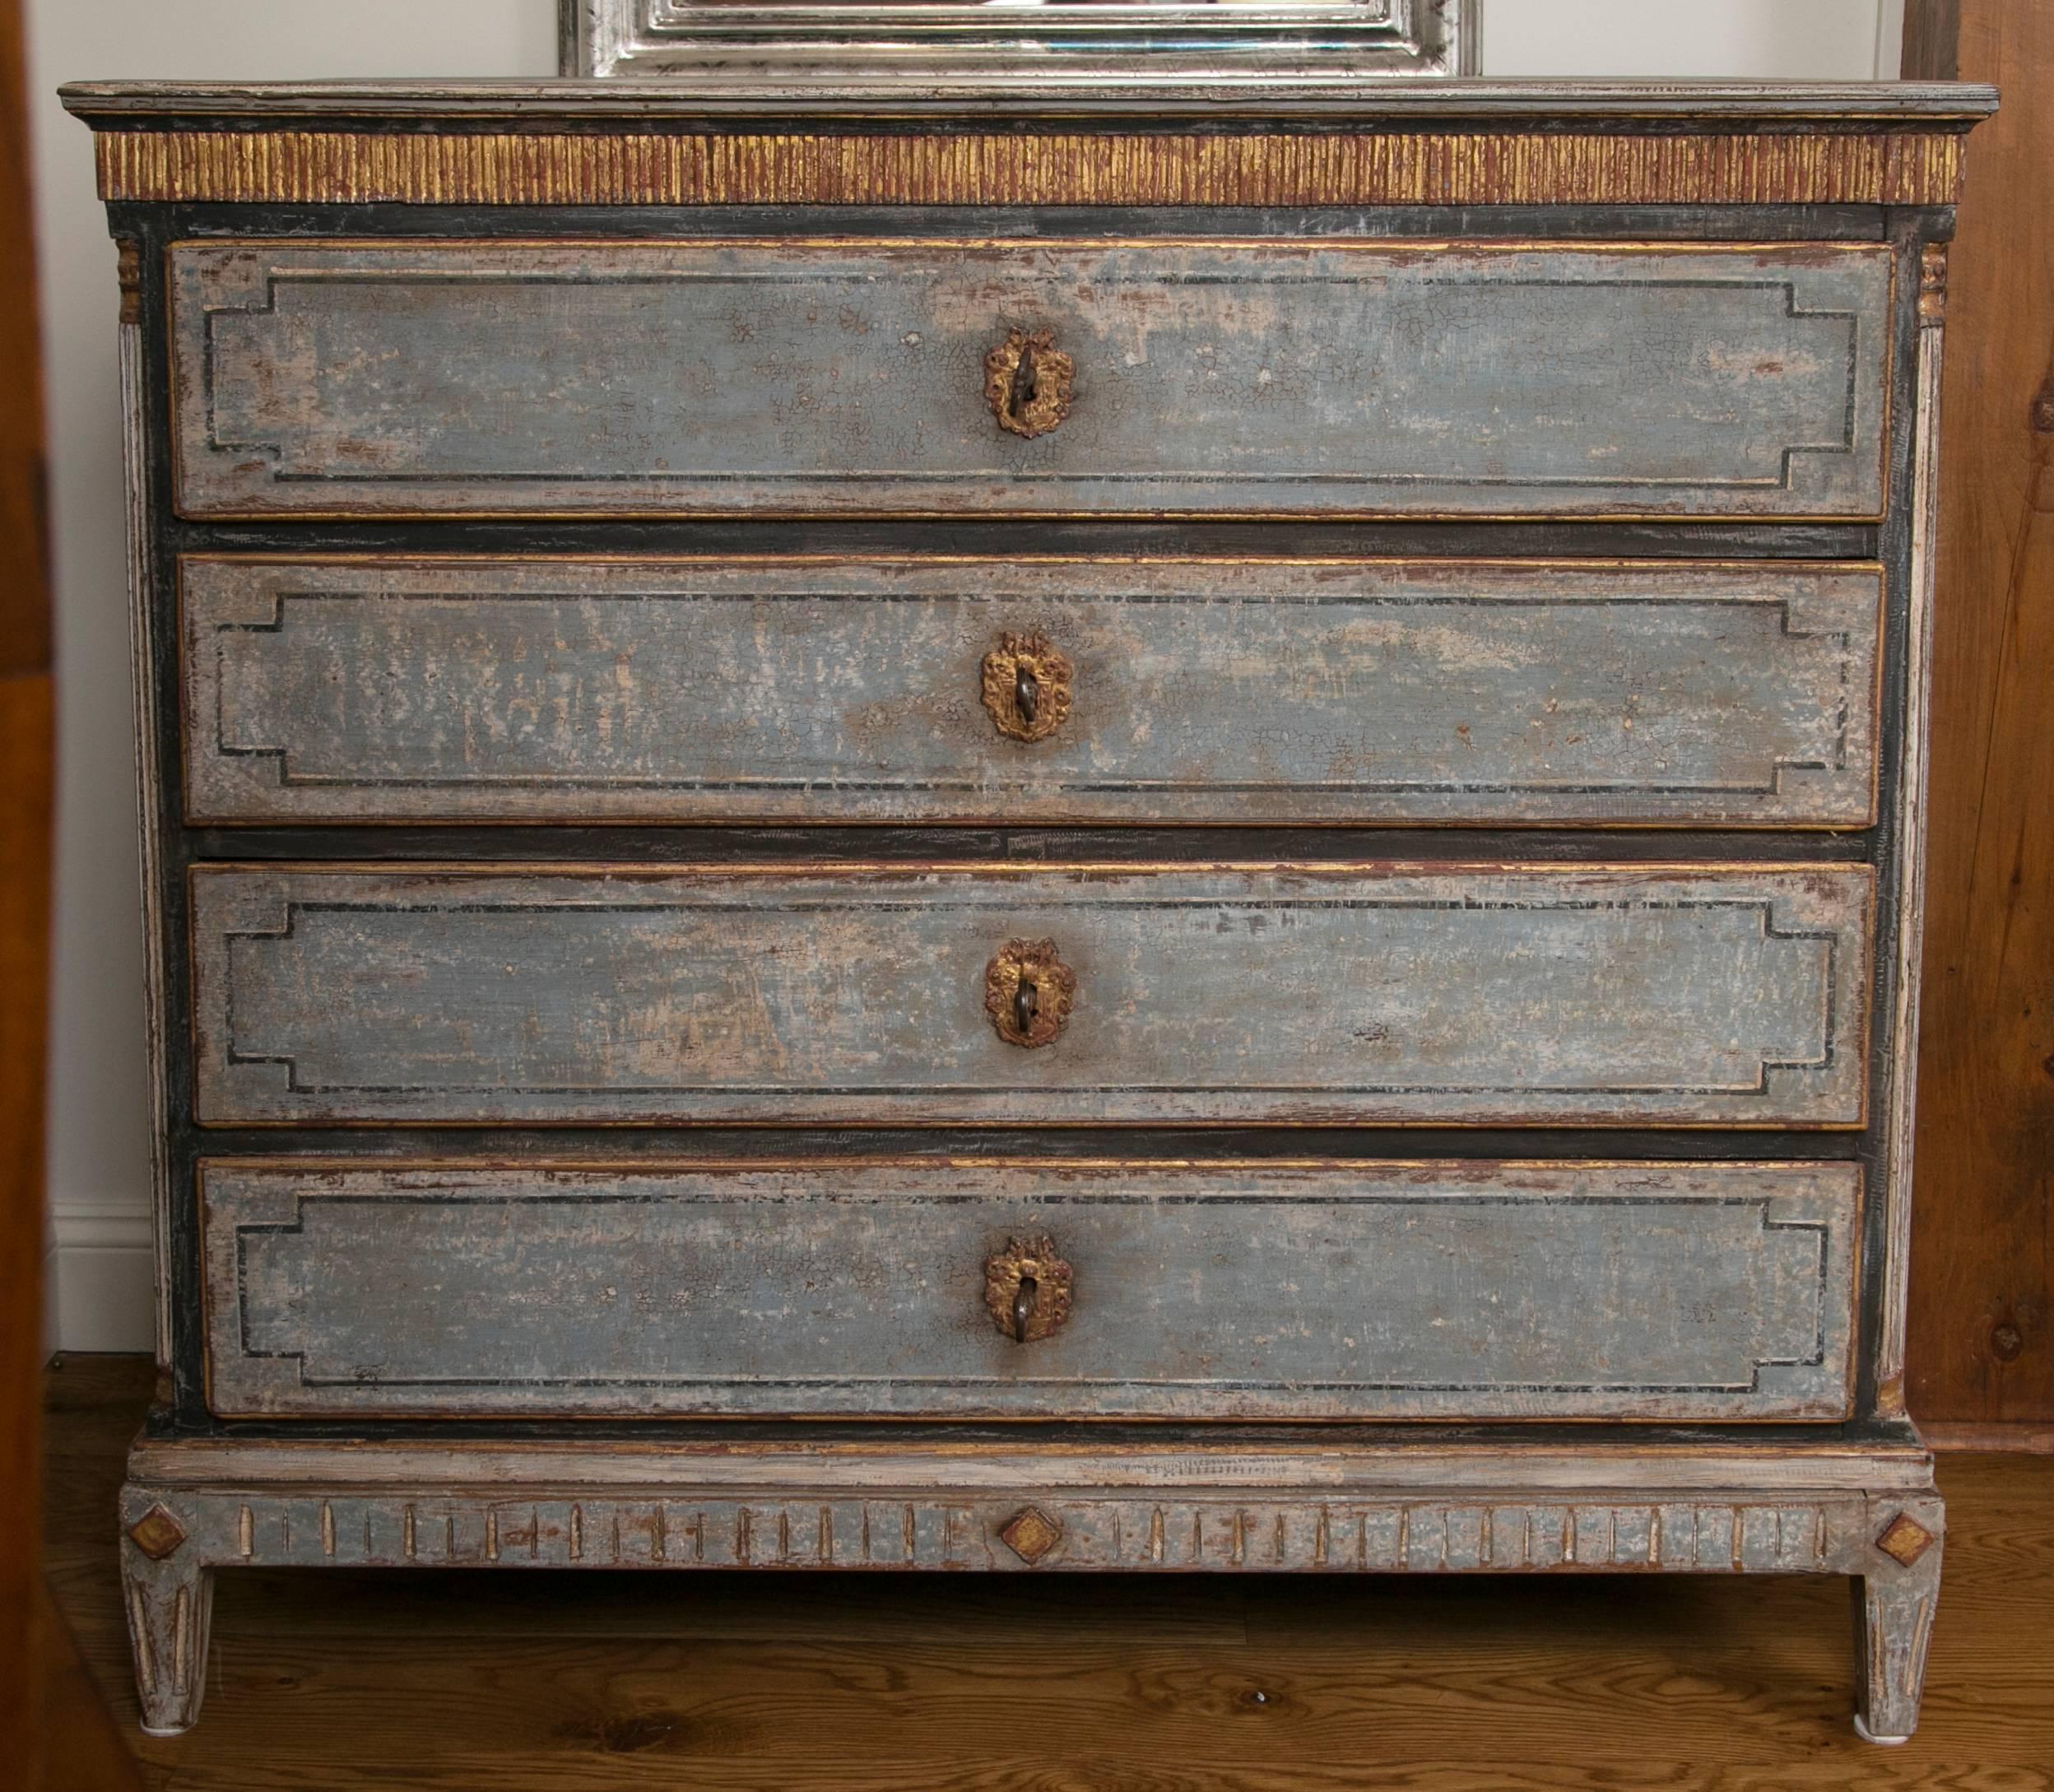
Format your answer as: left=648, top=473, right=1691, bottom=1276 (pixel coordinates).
left=202, top=1159, right=1856, bottom=1423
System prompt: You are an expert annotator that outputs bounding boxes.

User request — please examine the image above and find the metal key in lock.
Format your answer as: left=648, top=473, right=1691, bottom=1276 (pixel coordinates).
left=1011, top=1274, right=1039, bottom=1343
left=987, top=940, right=1072, bottom=1048
left=985, top=1237, right=1072, bottom=1344
left=982, top=634, right=1071, bottom=744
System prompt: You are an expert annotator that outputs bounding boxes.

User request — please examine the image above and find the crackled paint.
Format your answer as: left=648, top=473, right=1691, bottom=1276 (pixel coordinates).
left=201, top=1158, right=1858, bottom=1422
left=170, top=239, right=1893, bottom=519
left=189, top=862, right=1873, bottom=1128
left=183, top=557, right=1883, bottom=827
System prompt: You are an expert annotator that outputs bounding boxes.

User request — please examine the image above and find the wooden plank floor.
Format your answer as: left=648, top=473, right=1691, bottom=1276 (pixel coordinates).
left=44, top=1358, right=2054, bottom=1790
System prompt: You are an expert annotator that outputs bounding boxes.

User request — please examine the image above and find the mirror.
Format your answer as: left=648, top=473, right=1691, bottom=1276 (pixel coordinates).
left=563, top=0, right=1475, bottom=83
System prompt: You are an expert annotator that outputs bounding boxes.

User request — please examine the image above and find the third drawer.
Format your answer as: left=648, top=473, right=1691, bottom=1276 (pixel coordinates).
left=190, top=861, right=1874, bottom=1129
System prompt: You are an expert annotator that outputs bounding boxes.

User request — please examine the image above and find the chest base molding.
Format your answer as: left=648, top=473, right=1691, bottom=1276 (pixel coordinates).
left=118, top=1432, right=1944, bottom=1739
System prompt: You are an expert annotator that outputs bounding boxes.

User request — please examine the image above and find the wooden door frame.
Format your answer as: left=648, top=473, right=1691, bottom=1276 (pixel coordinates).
left=0, top=0, right=55, bottom=1767
left=1903, top=0, right=1960, bottom=80
left=1902, top=0, right=2054, bottom=1440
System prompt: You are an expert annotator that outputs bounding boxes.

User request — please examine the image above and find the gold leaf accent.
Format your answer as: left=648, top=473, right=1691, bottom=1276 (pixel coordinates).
left=1875, top=1511, right=1937, bottom=1568
left=128, top=1505, right=188, bottom=1562
left=998, top=1506, right=1066, bottom=1564
left=981, top=633, right=1074, bottom=744
left=984, top=939, right=1076, bottom=1049
left=1917, top=243, right=1949, bottom=324
left=92, top=129, right=1968, bottom=208
left=983, top=1236, right=1076, bottom=1344
left=116, top=239, right=144, bottom=325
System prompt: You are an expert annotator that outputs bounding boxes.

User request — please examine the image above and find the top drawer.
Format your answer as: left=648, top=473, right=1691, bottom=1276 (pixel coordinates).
left=167, top=239, right=1895, bottom=522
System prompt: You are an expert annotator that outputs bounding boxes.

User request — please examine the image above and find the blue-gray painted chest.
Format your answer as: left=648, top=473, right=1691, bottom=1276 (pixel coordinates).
left=71, top=72, right=1987, bottom=1744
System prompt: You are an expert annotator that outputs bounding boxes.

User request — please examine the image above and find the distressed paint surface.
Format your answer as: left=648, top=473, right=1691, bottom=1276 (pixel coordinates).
left=200, top=1160, right=1856, bottom=1421
left=85, top=77, right=1982, bottom=1745
left=182, top=557, right=1883, bottom=828
left=120, top=1476, right=1884, bottom=1576
left=1856, top=1495, right=1945, bottom=1743
left=189, top=863, right=1872, bottom=1128
left=168, top=240, right=1893, bottom=520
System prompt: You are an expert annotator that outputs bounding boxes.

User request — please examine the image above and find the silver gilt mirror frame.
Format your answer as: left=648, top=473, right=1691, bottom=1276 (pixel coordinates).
left=561, top=0, right=1477, bottom=86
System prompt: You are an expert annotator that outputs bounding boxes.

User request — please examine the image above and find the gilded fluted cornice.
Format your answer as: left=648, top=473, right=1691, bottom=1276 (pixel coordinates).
left=92, top=126, right=1969, bottom=208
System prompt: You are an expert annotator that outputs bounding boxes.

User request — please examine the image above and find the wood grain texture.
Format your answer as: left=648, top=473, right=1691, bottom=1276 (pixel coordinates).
left=180, top=556, right=1885, bottom=829
left=0, top=0, right=52, bottom=1771
left=168, top=239, right=1894, bottom=522
left=197, top=1159, right=1859, bottom=1423
left=188, top=862, right=1875, bottom=1130
left=35, top=1582, right=146, bottom=1792
left=1908, top=0, right=2054, bottom=1423
left=53, top=1363, right=2051, bottom=1785
left=0, top=0, right=44, bottom=677
left=1903, top=0, right=1963, bottom=81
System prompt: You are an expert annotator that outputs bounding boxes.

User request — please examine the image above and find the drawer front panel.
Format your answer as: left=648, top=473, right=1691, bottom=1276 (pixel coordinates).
left=169, top=240, right=1893, bottom=520
left=191, top=864, right=1872, bottom=1128
left=201, top=1159, right=1859, bottom=1422
left=184, top=557, right=1883, bottom=829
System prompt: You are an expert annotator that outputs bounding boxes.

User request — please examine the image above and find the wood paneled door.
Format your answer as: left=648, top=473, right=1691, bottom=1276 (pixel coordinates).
left=1905, top=0, right=2054, bottom=1429
left=0, top=0, right=55, bottom=1771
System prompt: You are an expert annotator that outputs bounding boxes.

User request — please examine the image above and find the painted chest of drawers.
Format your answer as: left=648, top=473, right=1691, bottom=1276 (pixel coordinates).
left=63, top=75, right=1992, bottom=1742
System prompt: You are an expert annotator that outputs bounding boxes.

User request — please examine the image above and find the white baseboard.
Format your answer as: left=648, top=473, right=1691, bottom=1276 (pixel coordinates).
left=46, top=1205, right=157, bottom=1355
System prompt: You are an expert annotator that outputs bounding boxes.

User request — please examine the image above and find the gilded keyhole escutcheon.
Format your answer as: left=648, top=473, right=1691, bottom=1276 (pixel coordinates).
left=986, top=939, right=1076, bottom=1049
left=981, top=634, right=1073, bottom=744
left=984, top=327, right=1074, bottom=439
left=984, top=1237, right=1074, bottom=1344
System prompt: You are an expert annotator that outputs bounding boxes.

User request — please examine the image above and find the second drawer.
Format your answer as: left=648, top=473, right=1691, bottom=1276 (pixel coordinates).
left=182, top=556, right=1884, bottom=829
left=191, top=861, right=1873, bottom=1129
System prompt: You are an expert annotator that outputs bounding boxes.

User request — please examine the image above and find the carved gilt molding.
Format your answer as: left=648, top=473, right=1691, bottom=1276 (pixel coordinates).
left=93, top=128, right=1968, bottom=209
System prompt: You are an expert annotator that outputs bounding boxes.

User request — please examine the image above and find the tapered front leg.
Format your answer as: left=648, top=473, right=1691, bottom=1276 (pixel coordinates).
left=121, top=1500, right=215, bottom=1735
left=1853, top=1496, right=1944, bottom=1744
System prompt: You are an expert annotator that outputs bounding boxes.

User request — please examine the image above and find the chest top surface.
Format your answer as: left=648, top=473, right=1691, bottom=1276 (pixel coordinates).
left=62, top=78, right=1995, bottom=211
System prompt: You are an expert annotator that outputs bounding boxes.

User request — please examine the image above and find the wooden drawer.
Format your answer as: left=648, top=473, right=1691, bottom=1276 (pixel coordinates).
left=199, top=1158, right=1859, bottom=1423
left=169, top=239, right=1894, bottom=521
left=182, top=556, right=1884, bottom=829
left=190, top=862, right=1872, bottom=1129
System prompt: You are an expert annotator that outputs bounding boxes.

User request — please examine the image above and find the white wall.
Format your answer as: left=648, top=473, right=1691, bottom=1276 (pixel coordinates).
left=1485, top=0, right=1900, bottom=78
left=30, top=0, right=1899, bottom=1352
left=29, top=4, right=560, bottom=1351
